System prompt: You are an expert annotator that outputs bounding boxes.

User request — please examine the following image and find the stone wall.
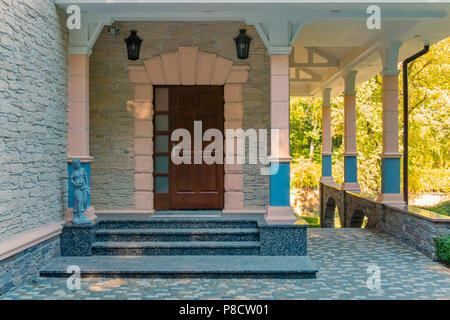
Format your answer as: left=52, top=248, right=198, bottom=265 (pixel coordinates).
left=0, top=236, right=60, bottom=295
left=0, top=0, right=68, bottom=241
left=321, top=183, right=450, bottom=259
left=377, top=206, right=450, bottom=259
left=89, top=22, right=270, bottom=210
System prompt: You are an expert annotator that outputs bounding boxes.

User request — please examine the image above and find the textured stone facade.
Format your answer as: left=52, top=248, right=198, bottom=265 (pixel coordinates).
left=0, top=236, right=60, bottom=295
left=89, top=22, right=270, bottom=210
left=378, top=206, right=450, bottom=259
left=0, top=0, right=68, bottom=240
left=321, top=183, right=450, bottom=259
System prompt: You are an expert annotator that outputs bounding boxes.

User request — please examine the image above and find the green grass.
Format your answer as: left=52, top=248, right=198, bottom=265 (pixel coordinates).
left=419, top=200, right=450, bottom=216
left=301, top=216, right=320, bottom=228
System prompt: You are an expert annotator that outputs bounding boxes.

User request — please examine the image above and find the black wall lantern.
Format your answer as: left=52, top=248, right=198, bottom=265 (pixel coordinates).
left=125, top=30, right=142, bottom=61
left=234, top=29, right=251, bottom=59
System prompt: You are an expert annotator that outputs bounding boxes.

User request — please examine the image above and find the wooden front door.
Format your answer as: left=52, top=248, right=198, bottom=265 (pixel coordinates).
left=153, top=86, right=224, bottom=210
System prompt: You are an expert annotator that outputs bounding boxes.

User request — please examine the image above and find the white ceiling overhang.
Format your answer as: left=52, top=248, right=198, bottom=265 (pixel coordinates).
left=56, top=0, right=450, bottom=97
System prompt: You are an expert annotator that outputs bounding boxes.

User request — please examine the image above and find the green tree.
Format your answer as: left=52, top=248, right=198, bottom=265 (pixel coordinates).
left=290, top=98, right=322, bottom=162
left=290, top=37, right=449, bottom=195
left=400, top=38, right=450, bottom=193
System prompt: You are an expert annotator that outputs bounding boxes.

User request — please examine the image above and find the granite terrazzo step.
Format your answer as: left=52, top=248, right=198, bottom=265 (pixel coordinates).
left=95, top=228, right=260, bottom=242
left=92, top=241, right=261, bottom=256
left=97, top=219, right=259, bottom=230
left=40, top=255, right=318, bottom=279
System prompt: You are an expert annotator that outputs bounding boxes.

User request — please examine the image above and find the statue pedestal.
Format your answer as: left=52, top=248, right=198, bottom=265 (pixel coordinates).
left=66, top=206, right=96, bottom=222
left=60, top=222, right=95, bottom=256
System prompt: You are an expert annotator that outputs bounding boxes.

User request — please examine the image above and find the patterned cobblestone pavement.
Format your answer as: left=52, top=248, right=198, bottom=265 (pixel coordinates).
left=2, top=229, right=449, bottom=300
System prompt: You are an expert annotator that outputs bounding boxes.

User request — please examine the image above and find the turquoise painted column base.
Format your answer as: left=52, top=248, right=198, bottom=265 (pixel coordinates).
left=321, top=155, right=332, bottom=177
left=266, top=162, right=296, bottom=224
left=378, top=157, right=405, bottom=206
left=342, top=155, right=360, bottom=193
left=380, top=157, right=400, bottom=193
left=270, top=162, right=290, bottom=206
left=320, top=154, right=336, bottom=185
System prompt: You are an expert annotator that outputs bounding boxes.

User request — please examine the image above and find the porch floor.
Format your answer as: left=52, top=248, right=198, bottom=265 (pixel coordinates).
left=2, top=229, right=450, bottom=300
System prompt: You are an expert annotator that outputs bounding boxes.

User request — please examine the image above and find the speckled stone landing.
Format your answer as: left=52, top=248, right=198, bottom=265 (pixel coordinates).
left=61, top=213, right=309, bottom=257
left=40, top=256, right=318, bottom=279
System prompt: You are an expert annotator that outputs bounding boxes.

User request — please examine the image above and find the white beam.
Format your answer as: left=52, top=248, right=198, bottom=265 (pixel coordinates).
left=69, top=12, right=112, bottom=55
left=290, top=47, right=338, bottom=68
left=290, top=68, right=321, bottom=83
left=248, top=18, right=305, bottom=55
left=310, top=21, right=417, bottom=96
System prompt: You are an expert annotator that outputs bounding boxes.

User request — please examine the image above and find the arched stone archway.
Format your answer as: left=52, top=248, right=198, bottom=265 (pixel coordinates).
left=127, top=46, right=249, bottom=211
left=321, top=184, right=345, bottom=227
left=349, top=209, right=366, bottom=228
left=323, top=197, right=337, bottom=228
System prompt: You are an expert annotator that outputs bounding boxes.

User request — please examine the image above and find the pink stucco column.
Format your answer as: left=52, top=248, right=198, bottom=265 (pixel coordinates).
left=378, top=74, right=404, bottom=206
left=68, top=54, right=95, bottom=219
left=342, top=70, right=360, bottom=193
left=266, top=54, right=295, bottom=224
left=68, top=54, right=91, bottom=161
left=320, top=88, right=336, bottom=185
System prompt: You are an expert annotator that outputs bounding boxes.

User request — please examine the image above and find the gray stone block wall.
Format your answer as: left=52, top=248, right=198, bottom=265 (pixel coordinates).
left=0, top=236, right=60, bottom=295
left=0, top=0, right=68, bottom=241
left=377, top=206, right=450, bottom=259
left=89, top=22, right=270, bottom=209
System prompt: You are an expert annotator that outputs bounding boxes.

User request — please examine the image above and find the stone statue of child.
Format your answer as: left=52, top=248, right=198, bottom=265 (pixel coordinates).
left=70, top=158, right=92, bottom=225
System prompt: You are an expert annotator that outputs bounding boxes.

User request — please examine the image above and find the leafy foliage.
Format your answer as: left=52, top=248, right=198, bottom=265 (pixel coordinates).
left=290, top=37, right=450, bottom=194
left=433, top=235, right=450, bottom=266
left=290, top=157, right=321, bottom=190
left=290, top=98, right=322, bottom=162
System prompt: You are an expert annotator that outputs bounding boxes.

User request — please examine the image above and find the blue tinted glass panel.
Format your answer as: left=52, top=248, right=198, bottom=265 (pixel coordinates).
left=155, top=156, right=169, bottom=173
left=155, top=115, right=169, bottom=131
left=155, top=176, right=169, bottom=193
left=155, top=135, right=169, bottom=152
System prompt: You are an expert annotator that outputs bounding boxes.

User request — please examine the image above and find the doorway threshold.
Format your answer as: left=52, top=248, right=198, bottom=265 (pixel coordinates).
left=154, top=210, right=222, bottom=218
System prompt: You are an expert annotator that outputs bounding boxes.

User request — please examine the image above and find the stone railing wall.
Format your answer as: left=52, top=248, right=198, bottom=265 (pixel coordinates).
left=320, top=183, right=450, bottom=259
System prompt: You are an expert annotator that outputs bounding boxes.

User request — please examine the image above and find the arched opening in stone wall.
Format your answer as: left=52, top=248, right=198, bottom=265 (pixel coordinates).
left=349, top=209, right=368, bottom=228
left=323, top=197, right=341, bottom=228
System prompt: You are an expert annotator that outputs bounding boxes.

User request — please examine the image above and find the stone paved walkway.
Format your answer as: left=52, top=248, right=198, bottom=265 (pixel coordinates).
left=1, top=229, right=449, bottom=300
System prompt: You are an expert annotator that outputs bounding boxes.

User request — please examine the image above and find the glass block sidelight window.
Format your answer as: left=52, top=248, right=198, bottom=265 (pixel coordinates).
left=155, top=114, right=169, bottom=131
left=155, top=176, right=169, bottom=193
left=155, top=156, right=169, bottom=173
left=153, top=87, right=170, bottom=206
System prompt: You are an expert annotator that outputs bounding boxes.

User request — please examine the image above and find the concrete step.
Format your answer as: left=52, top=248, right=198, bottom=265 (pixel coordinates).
left=92, top=241, right=261, bottom=256
left=40, top=255, right=318, bottom=279
left=95, top=228, right=260, bottom=242
left=97, top=219, right=259, bottom=230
